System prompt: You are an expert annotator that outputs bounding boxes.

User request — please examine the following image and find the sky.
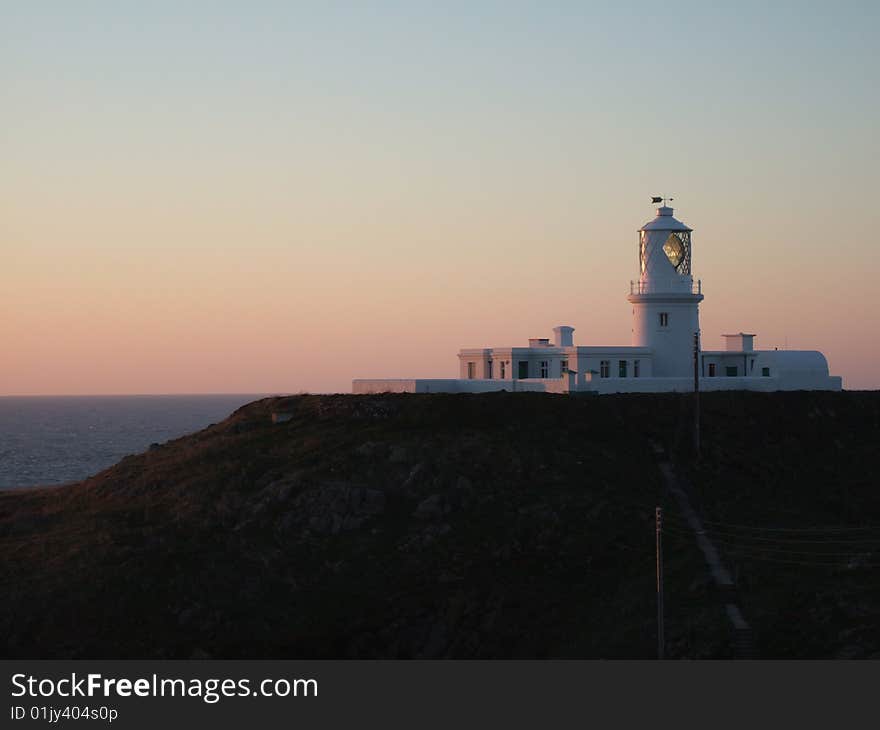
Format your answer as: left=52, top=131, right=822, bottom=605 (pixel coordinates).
left=2, top=0, right=878, bottom=394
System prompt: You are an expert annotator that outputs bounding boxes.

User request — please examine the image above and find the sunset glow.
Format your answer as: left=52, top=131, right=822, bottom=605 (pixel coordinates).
left=3, top=2, right=878, bottom=393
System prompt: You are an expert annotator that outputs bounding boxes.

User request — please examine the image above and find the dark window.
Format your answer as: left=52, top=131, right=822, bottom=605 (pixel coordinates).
left=600, top=360, right=610, bottom=378
left=500, top=361, right=506, bottom=379
left=762, top=367, right=770, bottom=377
left=467, top=362, right=475, bottom=379
left=708, top=363, right=716, bottom=377
left=518, top=361, right=529, bottom=379
left=561, top=359, right=568, bottom=373
left=726, top=366, right=738, bottom=377
left=540, top=360, right=549, bottom=378
left=659, top=312, right=669, bottom=327
left=634, top=360, right=640, bottom=377
left=486, top=360, right=493, bottom=379
left=619, top=360, right=627, bottom=378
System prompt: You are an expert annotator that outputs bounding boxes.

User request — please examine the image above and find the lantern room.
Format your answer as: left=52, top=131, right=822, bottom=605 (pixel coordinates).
left=636, top=205, right=694, bottom=294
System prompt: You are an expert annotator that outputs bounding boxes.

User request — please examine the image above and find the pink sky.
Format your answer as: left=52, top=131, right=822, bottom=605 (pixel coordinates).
left=4, top=189, right=876, bottom=393
left=3, top=4, right=877, bottom=394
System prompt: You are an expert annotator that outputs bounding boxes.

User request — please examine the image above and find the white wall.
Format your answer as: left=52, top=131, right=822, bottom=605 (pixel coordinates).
left=459, top=346, right=569, bottom=380
left=630, top=297, right=701, bottom=377
left=579, top=373, right=841, bottom=394
left=353, top=378, right=570, bottom=394
left=353, top=372, right=842, bottom=395
left=702, top=352, right=758, bottom=378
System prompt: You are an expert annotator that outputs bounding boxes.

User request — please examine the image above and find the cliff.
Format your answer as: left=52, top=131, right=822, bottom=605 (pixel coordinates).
left=1, top=391, right=878, bottom=659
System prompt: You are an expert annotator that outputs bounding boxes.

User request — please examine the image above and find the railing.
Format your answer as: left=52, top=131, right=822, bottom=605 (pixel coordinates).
left=629, top=279, right=702, bottom=295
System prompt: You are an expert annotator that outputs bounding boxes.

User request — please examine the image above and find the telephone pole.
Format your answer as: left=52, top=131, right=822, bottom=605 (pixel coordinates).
left=693, top=330, right=701, bottom=459
left=656, top=506, right=665, bottom=660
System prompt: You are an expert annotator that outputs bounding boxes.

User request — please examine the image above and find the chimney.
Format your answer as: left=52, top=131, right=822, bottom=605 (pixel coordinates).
left=553, top=326, right=574, bottom=347
left=722, top=333, right=755, bottom=352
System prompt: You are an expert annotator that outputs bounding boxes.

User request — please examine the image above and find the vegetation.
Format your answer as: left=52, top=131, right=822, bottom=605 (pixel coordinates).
left=1, top=391, right=877, bottom=659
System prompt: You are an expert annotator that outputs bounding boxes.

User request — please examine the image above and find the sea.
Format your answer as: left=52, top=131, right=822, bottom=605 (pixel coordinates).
left=0, top=395, right=272, bottom=490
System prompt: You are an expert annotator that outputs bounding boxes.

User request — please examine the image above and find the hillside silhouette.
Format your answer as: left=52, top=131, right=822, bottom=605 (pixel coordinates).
left=1, top=391, right=878, bottom=659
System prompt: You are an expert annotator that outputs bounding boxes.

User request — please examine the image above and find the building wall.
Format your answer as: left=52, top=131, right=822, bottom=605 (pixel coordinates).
left=701, top=352, right=759, bottom=378
left=459, top=346, right=656, bottom=383
left=701, top=349, right=836, bottom=386
left=352, top=378, right=569, bottom=394
left=571, top=348, right=653, bottom=384
left=354, top=371, right=842, bottom=395
left=458, top=350, right=494, bottom=379
left=459, top=347, right=569, bottom=380
left=586, top=374, right=841, bottom=394
left=630, top=297, right=701, bottom=377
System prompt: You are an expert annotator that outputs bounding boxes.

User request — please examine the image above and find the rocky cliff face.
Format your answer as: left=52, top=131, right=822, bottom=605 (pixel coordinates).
left=1, top=391, right=878, bottom=659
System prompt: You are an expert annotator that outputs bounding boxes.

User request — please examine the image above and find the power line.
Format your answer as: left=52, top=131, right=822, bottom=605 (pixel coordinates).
left=694, top=538, right=878, bottom=558
left=720, top=552, right=878, bottom=569
left=681, top=517, right=880, bottom=534
left=659, top=525, right=880, bottom=567
left=662, top=523, right=880, bottom=546
left=650, top=506, right=880, bottom=534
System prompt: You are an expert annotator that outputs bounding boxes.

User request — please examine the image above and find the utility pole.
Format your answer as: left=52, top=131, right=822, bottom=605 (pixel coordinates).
left=656, top=506, right=665, bottom=660
left=693, top=331, right=701, bottom=459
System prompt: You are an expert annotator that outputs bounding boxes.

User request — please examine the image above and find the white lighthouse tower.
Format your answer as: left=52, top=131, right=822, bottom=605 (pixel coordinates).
left=627, top=202, right=703, bottom=377
left=354, top=196, right=843, bottom=395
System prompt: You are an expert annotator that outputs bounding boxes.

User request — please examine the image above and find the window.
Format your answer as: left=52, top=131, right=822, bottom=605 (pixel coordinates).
left=500, top=361, right=506, bottom=379
left=663, top=233, right=684, bottom=269
left=639, top=231, right=648, bottom=275
left=750, top=358, right=755, bottom=373
left=540, top=360, right=549, bottom=378
left=762, top=367, right=770, bottom=377
left=726, top=366, right=738, bottom=377
left=518, top=361, right=529, bottom=379
left=659, top=312, right=669, bottom=327
left=641, top=230, right=691, bottom=276
left=561, top=359, right=568, bottom=373
left=467, top=362, right=475, bottom=379
left=708, top=363, right=716, bottom=377
left=634, top=360, right=640, bottom=378
left=600, top=360, right=610, bottom=378
left=619, top=360, right=627, bottom=378
left=486, top=360, right=493, bottom=379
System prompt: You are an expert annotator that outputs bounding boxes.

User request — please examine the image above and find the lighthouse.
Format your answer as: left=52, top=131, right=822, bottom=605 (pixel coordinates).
left=627, top=203, right=703, bottom=377
left=354, top=198, right=842, bottom=395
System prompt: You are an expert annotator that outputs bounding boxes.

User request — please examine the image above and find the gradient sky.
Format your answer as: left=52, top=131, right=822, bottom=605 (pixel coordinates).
left=3, top=1, right=878, bottom=394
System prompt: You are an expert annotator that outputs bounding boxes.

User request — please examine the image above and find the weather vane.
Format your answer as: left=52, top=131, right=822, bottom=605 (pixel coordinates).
left=651, top=195, right=674, bottom=206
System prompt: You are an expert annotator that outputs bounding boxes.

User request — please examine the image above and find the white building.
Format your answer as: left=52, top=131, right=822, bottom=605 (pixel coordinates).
left=353, top=203, right=842, bottom=394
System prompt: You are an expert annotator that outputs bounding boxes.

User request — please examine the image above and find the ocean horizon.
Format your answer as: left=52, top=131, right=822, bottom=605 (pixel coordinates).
left=0, top=394, right=278, bottom=490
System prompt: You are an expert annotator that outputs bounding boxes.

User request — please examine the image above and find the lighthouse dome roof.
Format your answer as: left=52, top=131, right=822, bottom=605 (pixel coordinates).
left=639, top=206, right=692, bottom=233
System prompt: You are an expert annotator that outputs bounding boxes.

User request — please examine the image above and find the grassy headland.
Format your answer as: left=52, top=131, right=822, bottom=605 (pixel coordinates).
left=1, top=391, right=878, bottom=659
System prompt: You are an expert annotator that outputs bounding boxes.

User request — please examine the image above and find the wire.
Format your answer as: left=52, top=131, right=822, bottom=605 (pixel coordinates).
left=693, top=538, right=877, bottom=558
left=659, top=525, right=880, bottom=568
left=680, top=516, right=880, bottom=533
left=651, top=505, right=880, bottom=535
left=620, top=527, right=880, bottom=569
left=718, top=552, right=878, bottom=569
left=662, top=523, right=880, bottom=546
